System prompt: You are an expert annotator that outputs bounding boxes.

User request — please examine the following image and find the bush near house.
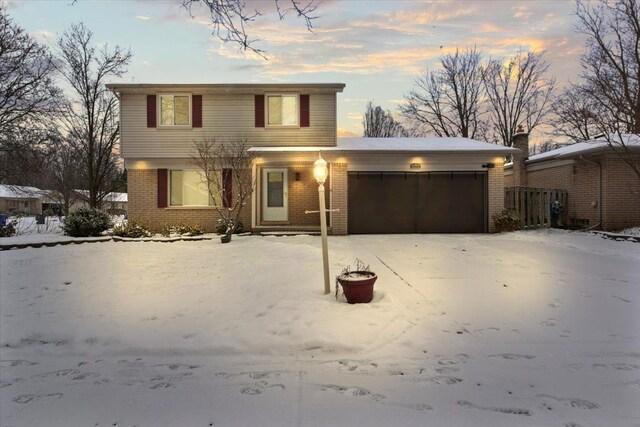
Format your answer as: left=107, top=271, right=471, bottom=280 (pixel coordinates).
left=161, top=223, right=205, bottom=237
left=0, top=222, right=16, bottom=237
left=112, top=221, right=153, bottom=238
left=215, top=218, right=244, bottom=235
left=63, top=208, right=112, bottom=237
left=492, top=209, right=521, bottom=233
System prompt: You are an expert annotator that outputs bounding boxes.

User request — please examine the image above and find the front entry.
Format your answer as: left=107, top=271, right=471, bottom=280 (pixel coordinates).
left=262, top=168, right=288, bottom=221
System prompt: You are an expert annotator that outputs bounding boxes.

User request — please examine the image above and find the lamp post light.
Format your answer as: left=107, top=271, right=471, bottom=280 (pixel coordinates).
left=313, top=153, right=331, bottom=295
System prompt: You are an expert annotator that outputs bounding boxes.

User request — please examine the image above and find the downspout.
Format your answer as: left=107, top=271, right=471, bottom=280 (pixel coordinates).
left=579, top=155, right=602, bottom=230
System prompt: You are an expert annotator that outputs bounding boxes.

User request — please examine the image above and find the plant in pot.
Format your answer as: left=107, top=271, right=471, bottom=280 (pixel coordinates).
left=336, top=259, right=377, bottom=304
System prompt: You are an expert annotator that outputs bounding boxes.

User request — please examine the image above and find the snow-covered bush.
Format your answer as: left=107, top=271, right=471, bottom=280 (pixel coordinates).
left=112, top=221, right=153, bottom=238
left=0, top=222, right=16, bottom=237
left=215, top=218, right=244, bottom=235
left=161, top=223, right=204, bottom=237
left=63, top=208, right=112, bottom=237
left=492, top=209, right=521, bottom=232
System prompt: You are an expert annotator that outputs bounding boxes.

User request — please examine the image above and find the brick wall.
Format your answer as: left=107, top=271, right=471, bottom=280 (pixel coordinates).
left=601, top=158, right=640, bottom=230
left=128, top=169, right=252, bottom=233
left=488, top=163, right=505, bottom=233
left=527, top=162, right=599, bottom=227
left=257, top=162, right=329, bottom=227
left=330, top=163, right=348, bottom=235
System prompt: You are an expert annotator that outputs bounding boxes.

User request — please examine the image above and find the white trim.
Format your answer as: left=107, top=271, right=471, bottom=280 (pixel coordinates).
left=526, top=159, right=576, bottom=172
left=265, top=93, right=300, bottom=128
left=157, top=93, right=192, bottom=128
left=262, top=168, right=288, bottom=221
left=251, top=163, right=257, bottom=229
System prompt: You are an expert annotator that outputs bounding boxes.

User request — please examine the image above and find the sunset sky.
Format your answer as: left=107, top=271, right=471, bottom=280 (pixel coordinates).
left=8, top=0, right=586, bottom=140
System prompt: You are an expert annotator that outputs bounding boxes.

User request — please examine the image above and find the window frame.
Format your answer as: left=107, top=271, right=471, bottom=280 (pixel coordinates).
left=157, top=93, right=193, bottom=128
left=168, top=169, right=219, bottom=208
left=265, top=93, right=300, bottom=128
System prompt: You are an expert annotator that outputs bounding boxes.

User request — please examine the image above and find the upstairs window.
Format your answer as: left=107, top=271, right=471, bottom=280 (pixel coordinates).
left=160, top=94, right=191, bottom=126
left=267, top=94, right=298, bottom=126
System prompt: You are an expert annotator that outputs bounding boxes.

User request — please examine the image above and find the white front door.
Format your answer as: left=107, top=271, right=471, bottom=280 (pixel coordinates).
left=262, top=168, right=288, bottom=221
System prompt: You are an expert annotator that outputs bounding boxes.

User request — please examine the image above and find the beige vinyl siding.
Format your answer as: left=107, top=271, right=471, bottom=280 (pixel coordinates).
left=120, top=92, right=336, bottom=159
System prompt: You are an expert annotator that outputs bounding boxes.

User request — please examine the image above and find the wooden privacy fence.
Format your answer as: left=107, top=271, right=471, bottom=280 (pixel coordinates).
left=505, top=187, right=568, bottom=229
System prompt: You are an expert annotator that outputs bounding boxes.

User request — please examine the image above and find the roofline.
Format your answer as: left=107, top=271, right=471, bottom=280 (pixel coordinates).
left=249, top=146, right=518, bottom=155
left=526, top=143, right=640, bottom=164
left=106, top=83, right=346, bottom=93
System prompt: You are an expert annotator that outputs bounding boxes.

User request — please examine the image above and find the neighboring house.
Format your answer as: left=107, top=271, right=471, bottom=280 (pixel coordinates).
left=41, top=190, right=128, bottom=215
left=106, top=83, right=516, bottom=234
left=0, top=185, right=43, bottom=215
left=504, top=131, right=640, bottom=231
left=73, top=190, right=128, bottom=214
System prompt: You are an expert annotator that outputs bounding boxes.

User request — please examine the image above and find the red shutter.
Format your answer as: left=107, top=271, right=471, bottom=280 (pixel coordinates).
left=300, top=94, right=310, bottom=127
left=255, top=95, right=265, bottom=127
left=192, top=95, right=202, bottom=128
left=222, top=168, right=232, bottom=208
left=157, top=169, right=168, bottom=208
left=147, top=95, right=157, bottom=128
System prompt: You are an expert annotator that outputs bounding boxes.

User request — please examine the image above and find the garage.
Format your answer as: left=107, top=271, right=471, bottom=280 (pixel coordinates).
left=348, top=171, right=487, bottom=234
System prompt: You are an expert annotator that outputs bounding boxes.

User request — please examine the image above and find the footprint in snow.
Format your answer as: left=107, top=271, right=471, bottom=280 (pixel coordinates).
left=457, top=400, right=532, bottom=416
left=314, top=384, right=385, bottom=401
left=31, top=369, right=79, bottom=380
left=488, top=353, right=536, bottom=360
left=419, top=376, right=463, bottom=385
left=540, top=319, right=557, bottom=327
left=537, top=394, right=598, bottom=410
left=437, top=354, right=469, bottom=366
left=0, top=359, right=38, bottom=367
left=12, top=392, right=63, bottom=404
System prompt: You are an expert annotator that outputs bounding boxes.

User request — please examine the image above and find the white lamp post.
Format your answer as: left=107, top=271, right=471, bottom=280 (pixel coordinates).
left=313, top=153, right=331, bottom=295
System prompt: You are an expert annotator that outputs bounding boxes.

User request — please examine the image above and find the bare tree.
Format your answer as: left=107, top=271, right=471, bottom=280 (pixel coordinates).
left=0, top=5, right=60, bottom=184
left=190, top=137, right=256, bottom=242
left=179, top=0, right=318, bottom=59
left=573, top=0, right=640, bottom=182
left=0, top=5, right=59, bottom=140
left=483, top=51, right=556, bottom=146
left=401, top=48, right=486, bottom=139
left=550, top=84, right=604, bottom=143
left=55, top=23, right=131, bottom=209
left=44, top=141, right=85, bottom=216
left=362, top=102, right=407, bottom=137
left=529, top=140, right=566, bottom=156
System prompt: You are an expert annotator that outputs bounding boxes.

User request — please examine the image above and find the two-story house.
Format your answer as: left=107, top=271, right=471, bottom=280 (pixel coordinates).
left=106, top=83, right=516, bottom=234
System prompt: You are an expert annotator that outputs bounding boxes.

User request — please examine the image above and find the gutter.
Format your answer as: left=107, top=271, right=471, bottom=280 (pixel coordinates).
left=579, top=154, right=603, bottom=230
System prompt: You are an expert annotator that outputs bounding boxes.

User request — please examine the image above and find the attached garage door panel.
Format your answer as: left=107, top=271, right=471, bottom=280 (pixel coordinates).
left=417, top=172, right=486, bottom=233
left=348, top=171, right=487, bottom=234
left=348, top=173, right=417, bottom=233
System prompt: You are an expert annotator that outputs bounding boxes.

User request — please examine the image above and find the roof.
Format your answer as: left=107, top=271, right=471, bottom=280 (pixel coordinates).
left=527, top=134, right=640, bottom=164
left=106, top=83, right=346, bottom=94
left=0, top=185, right=44, bottom=199
left=103, top=192, right=128, bottom=203
left=75, top=190, right=128, bottom=203
left=249, top=137, right=518, bottom=155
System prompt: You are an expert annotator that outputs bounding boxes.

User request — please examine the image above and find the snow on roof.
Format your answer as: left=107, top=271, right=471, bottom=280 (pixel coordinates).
left=103, top=192, right=128, bottom=203
left=250, top=137, right=518, bottom=154
left=527, top=134, right=640, bottom=163
left=0, top=185, right=44, bottom=199
left=75, top=190, right=127, bottom=203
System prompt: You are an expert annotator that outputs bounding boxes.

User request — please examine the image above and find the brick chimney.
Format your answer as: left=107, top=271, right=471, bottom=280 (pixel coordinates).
left=512, top=125, right=529, bottom=187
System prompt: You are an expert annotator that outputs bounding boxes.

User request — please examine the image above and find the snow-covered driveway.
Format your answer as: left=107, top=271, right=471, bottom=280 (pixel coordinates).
left=1, top=231, right=638, bottom=426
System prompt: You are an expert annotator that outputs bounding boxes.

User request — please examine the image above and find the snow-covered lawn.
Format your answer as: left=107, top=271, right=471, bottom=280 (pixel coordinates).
left=1, top=231, right=638, bottom=426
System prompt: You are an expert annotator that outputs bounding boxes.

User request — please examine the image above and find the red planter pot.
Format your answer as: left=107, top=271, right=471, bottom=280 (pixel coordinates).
left=337, top=272, right=377, bottom=304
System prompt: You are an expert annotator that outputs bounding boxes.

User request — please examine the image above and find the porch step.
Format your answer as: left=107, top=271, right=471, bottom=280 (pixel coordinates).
left=259, top=231, right=321, bottom=236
